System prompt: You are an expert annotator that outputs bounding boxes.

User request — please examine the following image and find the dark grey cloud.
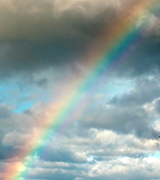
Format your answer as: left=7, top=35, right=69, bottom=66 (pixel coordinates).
left=0, top=0, right=120, bottom=41
left=0, top=145, right=16, bottom=160
left=117, top=35, right=160, bottom=77
left=0, top=0, right=160, bottom=79
left=0, top=0, right=119, bottom=77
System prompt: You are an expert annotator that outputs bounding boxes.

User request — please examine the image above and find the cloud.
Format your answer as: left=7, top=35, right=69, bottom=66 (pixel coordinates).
left=1, top=0, right=160, bottom=78
left=110, top=76, right=160, bottom=106
left=2, top=128, right=159, bottom=179
left=76, top=75, right=160, bottom=139
left=39, top=149, right=87, bottom=164
left=2, top=130, right=30, bottom=147
left=0, top=0, right=120, bottom=41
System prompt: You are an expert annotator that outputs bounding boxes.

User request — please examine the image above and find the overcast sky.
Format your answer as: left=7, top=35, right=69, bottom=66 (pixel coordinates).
left=1, top=0, right=160, bottom=180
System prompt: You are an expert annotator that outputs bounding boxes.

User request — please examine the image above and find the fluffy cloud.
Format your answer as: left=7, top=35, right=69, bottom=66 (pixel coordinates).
left=2, top=128, right=160, bottom=179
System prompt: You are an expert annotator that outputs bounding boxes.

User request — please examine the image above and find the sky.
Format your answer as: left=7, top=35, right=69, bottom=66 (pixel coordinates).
left=1, top=0, right=160, bottom=179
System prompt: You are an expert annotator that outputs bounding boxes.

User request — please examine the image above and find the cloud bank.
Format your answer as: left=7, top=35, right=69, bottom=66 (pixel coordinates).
left=0, top=0, right=159, bottom=77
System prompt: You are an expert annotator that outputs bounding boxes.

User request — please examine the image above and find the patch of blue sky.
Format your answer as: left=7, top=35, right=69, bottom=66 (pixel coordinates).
left=0, top=82, right=19, bottom=104
left=148, top=151, right=160, bottom=159
left=89, top=77, right=135, bottom=105
left=103, top=78, right=135, bottom=97
left=0, top=79, right=49, bottom=113
left=13, top=92, right=49, bottom=113
left=83, top=78, right=135, bottom=114
left=0, top=83, right=5, bottom=101
left=149, top=118, right=160, bottom=128
left=87, top=155, right=96, bottom=162
left=0, top=85, right=4, bottom=92
left=13, top=101, right=36, bottom=113
left=90, top=77, right=135, bottom=99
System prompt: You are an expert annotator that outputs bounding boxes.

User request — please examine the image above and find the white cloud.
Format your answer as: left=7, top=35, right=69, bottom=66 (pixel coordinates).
left=143, top=97, right=160, bottom=114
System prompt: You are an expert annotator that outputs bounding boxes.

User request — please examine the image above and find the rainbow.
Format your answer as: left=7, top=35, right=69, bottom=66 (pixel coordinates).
left=2, top=0, right=158, bottom=179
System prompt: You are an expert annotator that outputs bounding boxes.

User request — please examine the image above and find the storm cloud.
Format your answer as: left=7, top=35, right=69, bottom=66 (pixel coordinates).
left=0, top=0, right=160, bottom=77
